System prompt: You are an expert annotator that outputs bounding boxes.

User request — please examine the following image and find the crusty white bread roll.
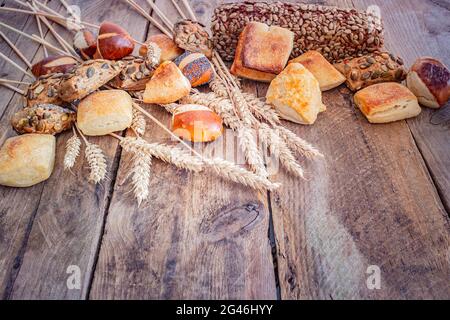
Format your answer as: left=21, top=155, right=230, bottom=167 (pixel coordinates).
left=0, top=134, right=56, bottom=187
left=77, top=90, right=133, bottom=136
left=231, top=22, right=294, bottom=82
left=290, top=51, right=346, bottom=91
left=139, top=34, right=184, bottom=63
left=172, top=104, right=223, bottom=142
left=406, top=57, right=450, bottom=109
left=143, top=61, right=191, bottom=104
left=266, top=63, right=325, bottom=125
left=354, top=83, right=421, bottom=124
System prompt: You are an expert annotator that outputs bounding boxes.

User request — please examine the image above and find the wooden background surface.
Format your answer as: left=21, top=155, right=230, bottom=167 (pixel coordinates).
left=0, top=0, right=449, bottom=300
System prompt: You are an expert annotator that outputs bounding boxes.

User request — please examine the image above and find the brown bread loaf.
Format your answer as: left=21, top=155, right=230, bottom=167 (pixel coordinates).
left=212, top=2, right=384, bottom=63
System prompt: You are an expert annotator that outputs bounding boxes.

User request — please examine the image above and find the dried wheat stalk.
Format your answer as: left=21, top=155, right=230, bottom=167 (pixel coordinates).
left=131, top=107, right=146, bottom=136
left=85, top=142, right=107, bottom=184
left=210, top=78, right=280, bottom=125
left=277, top=125, right=324, bottom=159
left=259, top=124, right=305, bottom=178
left=130, top=152, right=152, bottom=206
left=182, top=92, right=240, bottom=130
left=64, top=128, right=81, bottom=170
left=120, top=137, right=279, bottom=191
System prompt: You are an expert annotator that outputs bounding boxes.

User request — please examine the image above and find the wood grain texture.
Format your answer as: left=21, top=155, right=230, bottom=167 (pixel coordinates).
left=264, top=0, right=450, bottom=299
left=89, top=0, right=277, bottom=300
left=354, top=0, right=450, bottom=214
left=2, top=0, right=148, bottom=299
left=0, top=1, right=65, bottom=298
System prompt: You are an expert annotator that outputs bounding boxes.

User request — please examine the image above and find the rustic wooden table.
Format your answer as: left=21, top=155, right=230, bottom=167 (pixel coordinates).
left=0, top=0, right=449, bottom=300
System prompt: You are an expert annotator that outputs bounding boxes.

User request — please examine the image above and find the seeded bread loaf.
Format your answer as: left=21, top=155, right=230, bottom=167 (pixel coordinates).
left=26, top=73, right=64, bottom=107
left=334, top=52, right=407, bottom=91
left=212, top=2, right=384, bottom=63
left=108, top=56, right=154, bottom=91
left=58, top=60, right=124, bottom=102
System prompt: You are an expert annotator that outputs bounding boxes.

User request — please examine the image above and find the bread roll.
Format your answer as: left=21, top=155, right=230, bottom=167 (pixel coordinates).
left=290, top=51, right=346, bottom=91
left=175, top=52, right=215, bottom=87
left=406, top=57, right=450, bottom=109
left=96, top=22, right=134, bottom=60
left=143, top=61, right=191, bottom=104
left=172, top=104, right=223, bottom=142
left=139, top=34, right=184, bottom=63
left=231, top=22, right=294, bottom=82
left=0, top=134, right=56, bottom=187
left=32, top=55, right=78, bottom=77
left=77, top=90, right=133, bottom=136
left=354, top=83, right=421, bottom=124
left=266, top=63, right=325, bottom=125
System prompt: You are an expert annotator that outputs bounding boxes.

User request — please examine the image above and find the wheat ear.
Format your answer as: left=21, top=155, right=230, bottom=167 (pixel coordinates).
left=64, top=127, right=81, bottom=170
left=84, top=142, right=107, bottom=184
left=161, top=103, right=179, bottom=114
left=131, top=107, right=146, bottom=136
left=277, top=125, right=324, bottom=159
left=210, top=78, right=280, bottom=125
left=119, top=137, right=279, bottom=191
left=131, top=152, right=152, bottom=206
left=183, top=92, right=240, bottom=130
left=259, top=124, right=305, bottom=178
left=243, top=92, right=281, bottom=125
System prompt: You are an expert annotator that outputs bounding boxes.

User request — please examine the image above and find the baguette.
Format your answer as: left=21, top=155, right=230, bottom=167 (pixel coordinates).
left=212, top=2, right=384, bottom=63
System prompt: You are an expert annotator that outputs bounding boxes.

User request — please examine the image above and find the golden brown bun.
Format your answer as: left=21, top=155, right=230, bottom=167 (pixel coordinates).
left=139, top=34, right=184, bottom=63
left=242, top=22, right=294, bottom=74
left=290, top=51, right=346, bottom=91
left=231, top=22, right=294, bottom=82
left=96, top=22, right=134, bottom=60
left=0, top=134, right=56, bottom=187
left=230, top=29, right=276, bottom=82
left=172, top=104, right=223, bottom=142
left=143, top=61, right=191, bottom=104
left=406, top=57, right=450, bottom=108
left=354, top=83, right=421, bottom=123
left=266, top=63, right=325, bottom=125
left=77, top=90, right=133, bottom=136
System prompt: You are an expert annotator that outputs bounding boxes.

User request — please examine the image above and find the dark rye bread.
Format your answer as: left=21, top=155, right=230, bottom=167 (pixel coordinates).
left=212, top=2, right=385, bottom=63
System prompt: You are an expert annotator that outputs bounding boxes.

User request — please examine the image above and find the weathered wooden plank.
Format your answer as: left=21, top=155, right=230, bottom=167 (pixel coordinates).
left=0, top=1, right=68, bottom=298
left=89, top=0, right=277, bottom=300
left=5, top=0, right=149, bottom=299
left=353, top=0, right=450, bottom=216
left=265, top=0, right=450, bottom=299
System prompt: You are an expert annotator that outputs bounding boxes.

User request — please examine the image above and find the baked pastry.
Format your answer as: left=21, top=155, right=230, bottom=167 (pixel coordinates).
left=26, top=73, right=64, bottom=108
left=231, top=22, right=294, bottom=82
left=77, top=90, right=133, bottom=136
left=12, top=104, right=75, bottom=135
left=334, top=52, right=407, bottom=91
left=58, top=59, right=124, bottom=102
left=0, top=134, right=56, bottom=187
left=172, top=104, right=223, bottom=142
left=174, top=52, right=214, bottom=87
left=354, top=83, right=421, bottom=124
left=173, top=20, right=213, bottom=58
left=108, top=56, right=155, bottom=91
left=143, top=61, right=191, bottom=104
left=266, top=63, right=326, bottom=125
left=406, top=57, right=450, bottom=108
left=31, top=55, right=78, bottom=77
left=73, top=29, right=97, bottom=60
left=95, top=22, right=135, bottom=60
left=139, top=34, right=184, bottom=63
left=212, top=2, right=384, bottom=63
left=290, top=51, right=346, bottom=91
